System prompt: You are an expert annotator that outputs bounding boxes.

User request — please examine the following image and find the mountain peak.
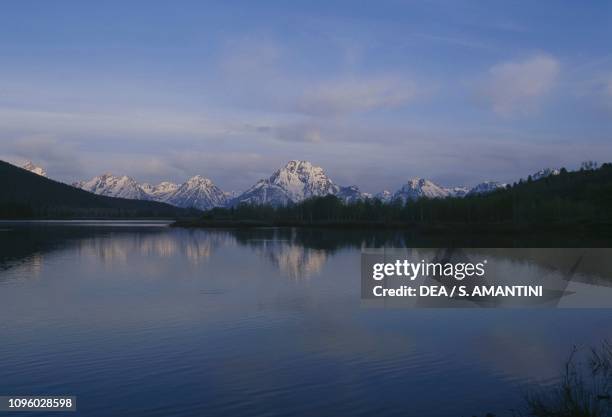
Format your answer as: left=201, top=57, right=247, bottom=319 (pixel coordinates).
left=406, top=177, right=427, bottom=186
left=186, top=175, right=214, bottom=186
left=168, top=176, right=226, bottom=210
left=272, top=160, right=326, bottom=183
left=75, top=173, right=149, bottom=200
left=467, top=181, right=507, bottom=196
left=393, top=178, right=451, bottom=202
left=73, top=172, right=226, bottom=211
left=531, top=168, right=560, bottom=181
left=375, top=190, right=393, bottom=202
left=232, top=160, right=368, bottom=206
left=21, top=161, right=47, bottom=177
left=283, top=160, right=314, bottom=170
left=269, top=160, right=336, bottom=201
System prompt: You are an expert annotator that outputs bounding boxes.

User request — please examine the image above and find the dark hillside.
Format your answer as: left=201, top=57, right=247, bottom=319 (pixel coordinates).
left=0, top=160, right=197, bottom=218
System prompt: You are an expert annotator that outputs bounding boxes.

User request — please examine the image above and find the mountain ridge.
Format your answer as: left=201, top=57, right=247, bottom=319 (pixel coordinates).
left=26, top=159, right=563, bottom=209
left=74, top=174, right=227, bottom=210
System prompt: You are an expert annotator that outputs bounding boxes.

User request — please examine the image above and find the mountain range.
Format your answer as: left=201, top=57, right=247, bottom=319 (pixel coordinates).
left=21, top=160, right=559, bottom=210
left=72, top=173, right=228, bottom=210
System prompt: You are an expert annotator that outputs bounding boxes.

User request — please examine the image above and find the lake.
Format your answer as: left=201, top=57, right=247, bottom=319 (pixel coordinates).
left=1, top=221, right=611, bottom=416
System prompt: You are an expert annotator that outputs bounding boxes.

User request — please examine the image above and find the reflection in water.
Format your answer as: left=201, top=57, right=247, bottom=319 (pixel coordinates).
left=0, top=226, right=362, bottom=280
left=0, top=222, right=612, bottom=417
left=3, top=225, right=612, bottom=282
left=260, top=242, right=327, bottom=279
left=3, top=252, right=44, bottom=282
left=75, top=230, right=234, bottom=266
left=72, top=229, right=330, bottom=279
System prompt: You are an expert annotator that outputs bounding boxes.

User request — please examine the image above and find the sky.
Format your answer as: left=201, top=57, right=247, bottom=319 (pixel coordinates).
left=1, top=0, right=612, bottom=193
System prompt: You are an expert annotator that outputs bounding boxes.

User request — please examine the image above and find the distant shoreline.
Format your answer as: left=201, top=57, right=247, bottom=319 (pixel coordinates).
left=171, top=218, right=612, bottom=234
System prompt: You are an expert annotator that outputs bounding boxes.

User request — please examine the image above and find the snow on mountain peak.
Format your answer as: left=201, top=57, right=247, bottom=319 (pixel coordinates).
left=185, top=175, right=214, bottom=187
left=531, top=168, right=560, bottom=181
left=269, top=160, right=337, bottom=200
left=167, top=176, right=226, bottom=210
left=64, top=162, right=573, bottom=209
left=144, top=181, right=180, bottom=201
left=22, top=161, right=47, bottom=177
left=375, top=190, right=393, bottom=202
left=232, top=160, right=368, bottom=206
left=393, top=178, right=451, bottom=202
left=467, top=181, right=507, bottom=196
left=75, top=173, right=149, bottom=200
left=72, top=171, right=227, bottom=211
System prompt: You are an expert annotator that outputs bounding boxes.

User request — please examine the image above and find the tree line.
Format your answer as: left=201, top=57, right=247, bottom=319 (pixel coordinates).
left=200, top=163, right=612, bottom=227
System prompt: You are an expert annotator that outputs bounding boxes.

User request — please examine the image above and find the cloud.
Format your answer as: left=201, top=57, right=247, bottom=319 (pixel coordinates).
left=0, top=107, right=234, bottom=139
left=216, top=38, right=424, bottom=118
left=479, top=55, right=560, bottom=115
left=294, top=76, right=419, bottom=117
left=0, top=135, right=85, bottom=179
left=272, top=123, right=323, bottom=143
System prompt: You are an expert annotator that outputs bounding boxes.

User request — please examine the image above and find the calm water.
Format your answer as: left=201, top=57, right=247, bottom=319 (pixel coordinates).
left=1, top=222, right=611, bottom=417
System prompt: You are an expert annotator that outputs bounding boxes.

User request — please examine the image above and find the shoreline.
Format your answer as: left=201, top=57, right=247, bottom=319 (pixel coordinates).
left=170, top=219, right=612, bottom=234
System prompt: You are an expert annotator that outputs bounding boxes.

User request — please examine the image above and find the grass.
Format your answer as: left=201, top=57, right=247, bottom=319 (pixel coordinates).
left=524, top=342, right=612, bottom=417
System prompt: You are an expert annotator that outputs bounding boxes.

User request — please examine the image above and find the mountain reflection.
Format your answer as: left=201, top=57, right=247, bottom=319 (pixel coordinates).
left=76, top=228, right=329, bottom=279
left=0, top=225, right=391, bottom=280
left=260, top=242, right=327, bottom=279
left=2, top=223, right=612, bottom=283
left=75, top=229, right=233, bottom=265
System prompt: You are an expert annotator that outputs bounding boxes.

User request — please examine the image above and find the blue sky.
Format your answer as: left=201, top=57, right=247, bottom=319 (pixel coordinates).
left=1, top=0, right=612, bottom=192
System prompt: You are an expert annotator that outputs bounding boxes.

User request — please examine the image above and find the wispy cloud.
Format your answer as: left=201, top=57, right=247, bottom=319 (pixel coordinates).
left=0, top=107, right=242, bottom=139
left=412, top=33, right=493, bottom=51
left=478, top=55, right=560, bottom=116
left=0, top=135, right=85, bottom=179
left=294, top=76, right=420, bottom=117
left=271, top=123, right=324, bottom=143
left=216, top=37, right=425, bottom=118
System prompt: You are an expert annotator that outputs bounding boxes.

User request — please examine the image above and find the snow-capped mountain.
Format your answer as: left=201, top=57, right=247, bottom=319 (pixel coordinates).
left=224, top=190, right=238, bottom=199
left=447, top=186, right=470, bottom=198
left=73, top=174, right=150, bottom=200
left=74, top=174, right=227, bottom=210
left=390, top=179, right=509, bottom=201
left=167, top=176, right=227, bottom=211
left=232, top=178, right=294, bottom=206
left=467, top=181, right=507, bottom=196
left=141, top=181, right=180, bottom=202
left=22, top=161, right=47, bottom=177
left=231, top=160, right=368, bottom=206
left=531, top=168, right=560, bottom=181
left=337, top=185, right=370, bottom=203
left=25, top=159, right=577, bottom=209
left=392, top=178, right=452, bottom=202
left=375, top=190, right=393, bottom=203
